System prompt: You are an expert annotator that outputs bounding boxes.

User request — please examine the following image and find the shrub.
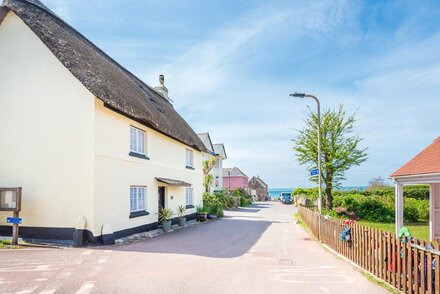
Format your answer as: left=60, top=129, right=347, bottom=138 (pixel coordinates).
left=403, top=199, right=419, bottom=223
left=203, top=192, right=225, bottom=217
left=356, top=198, right=394, bottom=222
left=240, top=196, right=252, bottom=207
left=226, top=196, right=237, bottom=208
left=404, top=198, right=429, bottom=222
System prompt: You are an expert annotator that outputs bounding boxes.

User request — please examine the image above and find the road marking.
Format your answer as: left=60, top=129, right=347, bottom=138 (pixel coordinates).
left=268, top=265, right=355, bottom=284
left=82, top=250, right=93, bottom=256
left=71, top=260, right=83, bottom=265
left=0, top=278, right=47, bottom=285
left=0, top=264, right=54, bottom=272
left=91, top=265, right=103, bottom=277
left=60, top=269, right=72, bottom=277
left=98, top=256, right=109, bottom=264
left=38, top=289, right=57, bottom=294
left=76, top=281, right=95, bottom=294
left=319, top=286, right=332, bottom=294
left=16, top=285, right=39, bottom=294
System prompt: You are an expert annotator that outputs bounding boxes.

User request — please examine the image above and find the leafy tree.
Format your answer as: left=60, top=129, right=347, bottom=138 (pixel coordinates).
left=367, top=176, right=389, bottom=191
left=292, top=104, right=367, bottom=209
left=203, top=157, right=218, bottom=192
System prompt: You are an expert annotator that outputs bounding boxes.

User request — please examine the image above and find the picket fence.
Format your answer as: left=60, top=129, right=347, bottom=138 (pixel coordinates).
left=298, top=206, right=440, bottom=294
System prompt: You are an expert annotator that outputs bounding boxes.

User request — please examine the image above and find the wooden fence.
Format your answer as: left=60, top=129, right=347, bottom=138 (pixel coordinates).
left=298, top=206, right=440, bottom=294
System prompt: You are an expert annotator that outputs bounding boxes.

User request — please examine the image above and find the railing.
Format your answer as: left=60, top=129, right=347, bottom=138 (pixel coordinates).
left=298, top=206, right=440, bottom=294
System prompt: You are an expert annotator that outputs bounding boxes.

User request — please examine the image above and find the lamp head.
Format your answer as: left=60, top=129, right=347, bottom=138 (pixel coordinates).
left=290, top=92, right=306, bottom=98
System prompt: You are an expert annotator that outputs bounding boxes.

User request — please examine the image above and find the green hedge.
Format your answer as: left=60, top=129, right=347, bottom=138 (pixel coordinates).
left=295, top=186, right=429, bottom=223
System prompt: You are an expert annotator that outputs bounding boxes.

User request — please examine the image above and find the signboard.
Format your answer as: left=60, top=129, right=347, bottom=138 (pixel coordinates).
left=0, top=188, right=22, bottom=211
left=310, top=169, right=319, bottom=176
left=6, top=217, right=22, bottom=225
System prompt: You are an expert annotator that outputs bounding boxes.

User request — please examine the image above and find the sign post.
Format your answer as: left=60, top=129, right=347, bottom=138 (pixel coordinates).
left=0, top=187, right=22, bottom=245
left=310, top=169, right=319, bottom=176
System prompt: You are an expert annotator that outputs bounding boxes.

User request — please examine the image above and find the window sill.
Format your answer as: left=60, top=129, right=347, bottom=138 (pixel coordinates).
left=185, top=166, right=195, bottom=170
left=185, top=205, right=194, bottom=209
left=129, top=152, right=150, bottom=160
left=129, top=210, right=149, bottom=218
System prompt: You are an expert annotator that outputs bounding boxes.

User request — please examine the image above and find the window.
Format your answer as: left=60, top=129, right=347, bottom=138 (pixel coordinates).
left=130, top=126, right=145, bottom=155
left=130, top=186, right=146, bottom=213
left=185, top=188, right=193, bottom=207
left=186, top=149, right=193, bottom=168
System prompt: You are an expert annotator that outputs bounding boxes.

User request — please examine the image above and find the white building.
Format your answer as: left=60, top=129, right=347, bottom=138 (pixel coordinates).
left=197, top=133, right=227, bottom=193
left=0, top=0, right=206, bottom=245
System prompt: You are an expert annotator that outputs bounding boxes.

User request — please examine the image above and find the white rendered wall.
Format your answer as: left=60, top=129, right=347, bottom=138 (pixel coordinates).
left=94, top=100, right=204, bottom=234
left=0, top=13, right=95, bottom=232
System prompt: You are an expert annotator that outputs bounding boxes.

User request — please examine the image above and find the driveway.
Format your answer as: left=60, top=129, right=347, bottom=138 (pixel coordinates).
left=0, top=202, right=387, bottom=293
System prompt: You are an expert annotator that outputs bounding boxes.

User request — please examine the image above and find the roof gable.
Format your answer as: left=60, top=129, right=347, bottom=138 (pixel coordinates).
left=197, top=133, right=215, bottom=154
left=223, top=167, right=248, bottom=178
left=391, top=137, right=440, bottom=177
left=249, top=177, right=267, bottom=188
left=213, top=143, right=227, bottom=159
left=2, top=0, right=206, bottom=152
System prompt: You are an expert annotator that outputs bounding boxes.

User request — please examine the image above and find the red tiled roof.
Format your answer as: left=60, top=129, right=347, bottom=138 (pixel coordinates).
left=391, top=137, right=440, bottom=177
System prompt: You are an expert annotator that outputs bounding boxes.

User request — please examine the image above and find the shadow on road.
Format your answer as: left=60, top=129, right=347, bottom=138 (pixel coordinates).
left=110, top=203, right=273, bottom=258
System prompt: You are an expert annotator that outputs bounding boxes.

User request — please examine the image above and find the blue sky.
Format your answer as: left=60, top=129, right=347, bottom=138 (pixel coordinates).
left=44, top=0, right=440, bottom=188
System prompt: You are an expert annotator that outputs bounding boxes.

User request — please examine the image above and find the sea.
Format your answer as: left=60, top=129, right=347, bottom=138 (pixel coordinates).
left=268, top=186, right=366, bottom=199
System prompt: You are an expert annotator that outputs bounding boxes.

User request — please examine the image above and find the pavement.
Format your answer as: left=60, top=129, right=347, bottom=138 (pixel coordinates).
left=0, top=202, right=388, bottom=294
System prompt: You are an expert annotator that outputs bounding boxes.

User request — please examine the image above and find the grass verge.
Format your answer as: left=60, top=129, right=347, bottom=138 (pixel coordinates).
left=0, top=239, right=20, bottom=249
left=357, top=221, right=429, bottom=241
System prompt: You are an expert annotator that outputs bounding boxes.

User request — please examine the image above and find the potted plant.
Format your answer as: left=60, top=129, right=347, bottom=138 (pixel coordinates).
left=177, top=205, right=186, bottom=227
left=196, top=205, right=208, bottom=222
left=208, top=204, right=218, bottom=219
left=159, top=208, right=174, bottom=232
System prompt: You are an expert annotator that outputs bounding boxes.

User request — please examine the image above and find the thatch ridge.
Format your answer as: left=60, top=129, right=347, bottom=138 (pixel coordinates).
left=1, top=0, right=207, bottom=152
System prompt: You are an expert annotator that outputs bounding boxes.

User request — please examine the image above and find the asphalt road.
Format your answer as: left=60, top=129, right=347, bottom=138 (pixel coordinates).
left=0, top=202, right=387, bottom=294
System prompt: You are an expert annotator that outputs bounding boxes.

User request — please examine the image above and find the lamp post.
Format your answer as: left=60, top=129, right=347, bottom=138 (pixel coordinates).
left=290, top=92, right=322, bottom=241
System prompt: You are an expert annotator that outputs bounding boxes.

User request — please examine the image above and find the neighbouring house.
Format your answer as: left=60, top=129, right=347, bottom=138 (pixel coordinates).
left=223, top=167, right=249, bottom=191
left=390, top=137, right=440, bottom=242
left=248, top=176, right=269, bottom=201
left=212, top=144, right=227, bottom=191
left=197, top=133, right=227, bottom=193
left=0, top=0, right=207, bottom=245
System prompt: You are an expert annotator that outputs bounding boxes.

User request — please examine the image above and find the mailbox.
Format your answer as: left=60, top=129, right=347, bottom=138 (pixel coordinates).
left=0, top=188, right=22, bottom=211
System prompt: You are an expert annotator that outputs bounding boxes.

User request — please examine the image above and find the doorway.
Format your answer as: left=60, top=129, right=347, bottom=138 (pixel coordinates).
left=158, top=187, right=165, bottom=213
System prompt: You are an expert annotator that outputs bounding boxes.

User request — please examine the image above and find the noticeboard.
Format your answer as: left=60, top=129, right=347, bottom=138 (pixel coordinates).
left=0, top=188, right=22, bottom=211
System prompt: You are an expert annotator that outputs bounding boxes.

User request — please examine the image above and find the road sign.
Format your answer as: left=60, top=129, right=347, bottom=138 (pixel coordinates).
left=310, top=169, right=319, bottom=176
left=6, top=217, right=22, bottom=224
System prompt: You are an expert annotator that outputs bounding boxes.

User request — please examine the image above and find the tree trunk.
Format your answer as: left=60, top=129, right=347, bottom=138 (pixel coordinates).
left=325, top=185, right=333, bottom=210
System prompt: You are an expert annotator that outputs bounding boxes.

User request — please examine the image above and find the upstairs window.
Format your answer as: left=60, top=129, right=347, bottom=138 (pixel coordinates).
left=186, top=188, right=193, bottom=206
left=186, top=149, right=193, bottom=168
left=130, top=186, right=146, bottom=212
left=130, top=126, right=145, bottom=155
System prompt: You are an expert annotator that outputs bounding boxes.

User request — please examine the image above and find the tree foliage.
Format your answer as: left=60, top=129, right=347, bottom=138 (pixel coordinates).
left=367, top=176, right=389, bottom=191
left=292, top=104, right=367, bottom=209
left=203, top=157, right=218, bottom=192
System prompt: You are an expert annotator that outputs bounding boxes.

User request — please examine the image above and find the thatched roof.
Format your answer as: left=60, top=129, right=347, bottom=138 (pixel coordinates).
left=0, top=0, right=207, bottom=152
left=249, top=176, right=268, bottom=189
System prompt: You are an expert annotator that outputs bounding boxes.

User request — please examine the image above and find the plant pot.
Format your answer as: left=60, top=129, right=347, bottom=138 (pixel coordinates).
left=178, top=217, right=186, bottom=227
left=208, top=214, right=217, bottom=219
left=162, top=220, right=172, bottom=232
left=196, top=213, right=207, bottom=222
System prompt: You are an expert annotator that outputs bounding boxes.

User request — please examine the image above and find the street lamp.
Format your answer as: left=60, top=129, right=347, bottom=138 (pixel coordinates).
left=290, top=92, right=323, bottom=241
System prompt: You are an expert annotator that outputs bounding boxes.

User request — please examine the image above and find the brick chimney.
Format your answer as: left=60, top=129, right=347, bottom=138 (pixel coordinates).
left=154, top=74, right=169, bottom=100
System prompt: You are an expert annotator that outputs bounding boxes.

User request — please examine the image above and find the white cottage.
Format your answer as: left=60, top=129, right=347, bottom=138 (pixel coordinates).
left=0, top=0, right=207, bottom=245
